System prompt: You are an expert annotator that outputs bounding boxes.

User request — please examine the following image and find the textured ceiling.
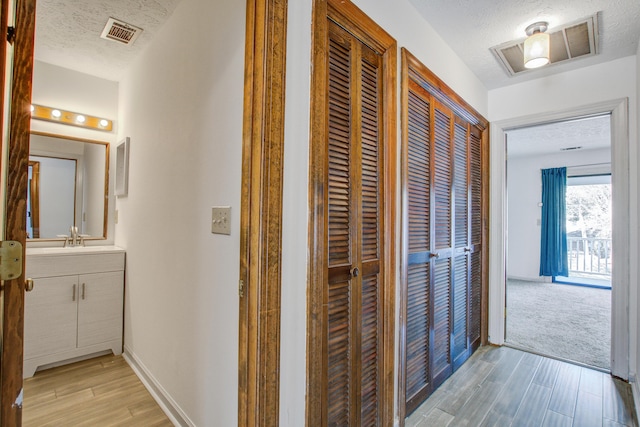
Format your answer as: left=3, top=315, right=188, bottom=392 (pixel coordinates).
left=35, top=0, right=184, bottom=81
left=35, top=0, right=640, bottom=87
left=409, top=0, right=640, bottom=89
left=507, top=115, right=611, bottom=158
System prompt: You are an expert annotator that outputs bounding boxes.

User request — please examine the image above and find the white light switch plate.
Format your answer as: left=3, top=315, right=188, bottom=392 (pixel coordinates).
left=211, top=206, right=231, bottom=235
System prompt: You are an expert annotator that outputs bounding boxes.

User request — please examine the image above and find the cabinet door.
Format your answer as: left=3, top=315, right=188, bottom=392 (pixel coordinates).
left=77, top=271, right=123, bottom=348
left=24, top=276, right=78, bottom=359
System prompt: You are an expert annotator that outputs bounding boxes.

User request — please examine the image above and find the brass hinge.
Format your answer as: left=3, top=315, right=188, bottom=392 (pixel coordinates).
left=239, top=279, right=245, bottom=298
left=0, top=241, right=23, bottom=281
left=6, top=26, right=15, bottom=45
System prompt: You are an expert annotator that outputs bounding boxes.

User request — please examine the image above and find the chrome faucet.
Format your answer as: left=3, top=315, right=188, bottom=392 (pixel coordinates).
left=70, top=226, right=79, bottom=247
left=58, top=226, right=81, bottom=247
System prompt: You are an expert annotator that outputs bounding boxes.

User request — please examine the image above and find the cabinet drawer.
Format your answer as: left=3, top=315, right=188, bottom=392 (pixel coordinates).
left=26, top=252, right=125, bottom=278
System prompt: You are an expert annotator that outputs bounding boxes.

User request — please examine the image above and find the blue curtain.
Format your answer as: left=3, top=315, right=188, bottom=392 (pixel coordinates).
left=540, top=167, right=568, bottom=277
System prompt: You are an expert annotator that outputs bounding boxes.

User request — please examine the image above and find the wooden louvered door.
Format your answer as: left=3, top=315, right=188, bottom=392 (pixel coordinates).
left=468, top=126, right=483, bottom=349
left=326, top=19, right=384, bottom=427
left=430, top=99, right=454, bottom=388
left=402, top=53, right=486, bottom=417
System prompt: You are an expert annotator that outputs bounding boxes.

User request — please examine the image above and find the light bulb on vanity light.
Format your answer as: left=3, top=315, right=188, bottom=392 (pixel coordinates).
left=76, top=115, right=86, bottom=124
left=51, top=109, right=62, bottom=118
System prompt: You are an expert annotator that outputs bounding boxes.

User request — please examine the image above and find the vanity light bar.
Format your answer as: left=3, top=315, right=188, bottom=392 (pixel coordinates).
left=30, top=104, right=113, bottom=132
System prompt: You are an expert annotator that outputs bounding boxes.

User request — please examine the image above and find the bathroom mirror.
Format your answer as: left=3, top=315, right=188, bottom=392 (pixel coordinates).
left=27, top=132, right=109, bottom=240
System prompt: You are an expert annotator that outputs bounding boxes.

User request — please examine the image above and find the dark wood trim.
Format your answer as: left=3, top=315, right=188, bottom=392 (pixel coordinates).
left=403, top=49, right=488, bottom=131
left=307, top=1, right=397, bottom=425
left=238, top=0, right=288, bottom=426
left=397, top=48, right=489, bottom=425
left=28, top=160, right=40, bottom=238
left=1, top=0, right=36, bottom=425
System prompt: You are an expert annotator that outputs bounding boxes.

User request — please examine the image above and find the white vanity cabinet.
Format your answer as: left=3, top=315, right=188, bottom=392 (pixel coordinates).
left=24, top=247, right=125, bottom=378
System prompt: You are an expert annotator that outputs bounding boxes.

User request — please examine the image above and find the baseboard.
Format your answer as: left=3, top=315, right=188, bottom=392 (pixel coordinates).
left=123, top=346, right=194, bottom=427
left=631, top=374, right=640, bottom=424
left=507, top=275, right=551, bottom=283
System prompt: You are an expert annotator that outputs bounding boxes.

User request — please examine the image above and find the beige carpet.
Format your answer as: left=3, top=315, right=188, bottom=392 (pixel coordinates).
left=506, top=278, right=611, bottom=370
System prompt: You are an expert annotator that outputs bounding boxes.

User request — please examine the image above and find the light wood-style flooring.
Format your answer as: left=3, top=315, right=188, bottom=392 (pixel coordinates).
left=407, top=346, right=637, bottom=427
left=23, top=354, right=173, bottom=426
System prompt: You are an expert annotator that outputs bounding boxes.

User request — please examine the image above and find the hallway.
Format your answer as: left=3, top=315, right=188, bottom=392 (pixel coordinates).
left=406, top=346, right=636, bottom=427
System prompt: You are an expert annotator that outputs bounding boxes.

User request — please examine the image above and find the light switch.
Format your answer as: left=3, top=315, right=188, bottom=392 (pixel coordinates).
left=211, top=206, right=231, bottom=235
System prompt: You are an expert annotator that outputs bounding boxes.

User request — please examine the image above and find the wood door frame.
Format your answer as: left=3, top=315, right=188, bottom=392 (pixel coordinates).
left=306, top=0, right=397, bottom=425
left=1, top=0, right=36, bottom=424
left=237, top=0, right=288, bottom=426
left=397, top=49, right=489, bottom=424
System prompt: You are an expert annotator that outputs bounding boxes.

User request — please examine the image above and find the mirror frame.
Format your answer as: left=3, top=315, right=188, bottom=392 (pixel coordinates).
left=29, top=131, right=110, bottom=241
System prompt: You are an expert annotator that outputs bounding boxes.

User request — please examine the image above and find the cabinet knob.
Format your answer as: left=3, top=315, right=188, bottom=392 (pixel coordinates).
left=350, top=267, right=360, bottom=278
left=25, top=278, right=34, bottom=292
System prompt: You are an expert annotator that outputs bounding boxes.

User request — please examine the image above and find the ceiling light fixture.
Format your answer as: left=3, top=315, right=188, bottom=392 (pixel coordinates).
left=524, top=21, right=550, bottom=69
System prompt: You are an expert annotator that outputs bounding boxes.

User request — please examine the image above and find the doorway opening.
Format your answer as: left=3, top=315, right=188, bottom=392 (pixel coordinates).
left=504, top=114, right=612, bottom=370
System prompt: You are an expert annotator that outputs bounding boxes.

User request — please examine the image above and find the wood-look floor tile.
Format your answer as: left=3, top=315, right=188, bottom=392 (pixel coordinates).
left=406, top=347, right=638, bottom=427
left=484, top=348, right=524, bottom=385
left=603, top=418, right=631, bottom=427
left=446, top=380, right=504, bottom=427
left=574, top=390, right=603, bottom=427
left=418, top=408, right=454, bottom=427
left=533, top=358, right=561, bottom=388
left=479, top=408, right=513, bottom=427
left=23, top=354, right=171, bottom=427
left=511, top=383, right=553, bottom=427
left=542, top=410, right=573, bottom=427
left=489, top=356, right=537, bottom=419
left=548, top=363, right=581, bottom=417
left=579, top=367, right=604, bottom=397
left=437, top=360, right=495, bottom=415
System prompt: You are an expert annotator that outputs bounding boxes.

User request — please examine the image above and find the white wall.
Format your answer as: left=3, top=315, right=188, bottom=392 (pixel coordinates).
left=30, top=61, right=118, bottom=244
left=636, top=39, right=640, bottom=396
left=489, top=55, right=638, bottom=375
left=115, top=0, right=245, bottom=425
left=507, top=148, right=610, bottom=280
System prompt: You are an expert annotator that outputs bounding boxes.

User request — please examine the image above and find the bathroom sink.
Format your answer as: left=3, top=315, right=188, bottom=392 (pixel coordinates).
left=26, top=246, right=124, bottom=256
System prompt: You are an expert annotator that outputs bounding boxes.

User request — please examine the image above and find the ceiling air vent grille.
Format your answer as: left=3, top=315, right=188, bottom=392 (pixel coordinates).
left=491, top=14, right=599, bottom=76
left=100, top=18, right=143, bottom=45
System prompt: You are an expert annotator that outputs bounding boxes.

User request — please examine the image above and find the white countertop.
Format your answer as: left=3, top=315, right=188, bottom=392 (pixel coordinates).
left=26, top=245, right=125, bottom=256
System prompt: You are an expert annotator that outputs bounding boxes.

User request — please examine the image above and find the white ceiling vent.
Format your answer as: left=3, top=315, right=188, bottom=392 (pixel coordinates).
left=100, top=18, right=143, bottom=45
left=491, top=14, right=599, bottom=76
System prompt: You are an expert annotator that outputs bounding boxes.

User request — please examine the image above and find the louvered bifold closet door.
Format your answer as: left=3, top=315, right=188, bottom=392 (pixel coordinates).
left=468, top=127, right=483, bottom=349
left=451, top=117, right=471, bottom=369
left=405, top=80, right=432, bottom=413
left=430, top=100, right=455, bottom=388
left=326, top=19, right=384, bottom=427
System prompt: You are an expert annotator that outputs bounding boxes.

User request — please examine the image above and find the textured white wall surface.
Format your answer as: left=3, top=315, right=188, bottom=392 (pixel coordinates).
left=116, top=0, right=245, bottom=424
left=506, top=148, right=610, bottom=280
left=636, top=38, right=640, bottom=395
